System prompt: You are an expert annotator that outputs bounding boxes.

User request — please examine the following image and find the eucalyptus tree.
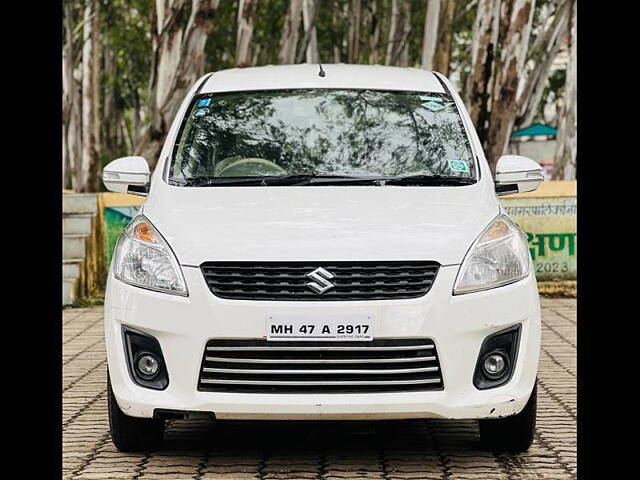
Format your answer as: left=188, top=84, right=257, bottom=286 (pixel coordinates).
left=278, top=0, right=303, bottom=63
left=236, top=0, right=260, bottom=66
left=464, top=0, right=574, bottom=172
left=135, top=0, right=220, bottom=169
left=553, top=0, right=575, bottom=180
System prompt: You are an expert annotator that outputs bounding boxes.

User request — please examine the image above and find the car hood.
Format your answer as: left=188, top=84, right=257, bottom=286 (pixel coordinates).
left=143, top=183, right=500, bottom=266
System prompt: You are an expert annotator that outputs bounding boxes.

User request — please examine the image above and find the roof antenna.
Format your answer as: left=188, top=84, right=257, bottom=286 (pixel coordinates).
left=318, top=63, right=325, bottom=77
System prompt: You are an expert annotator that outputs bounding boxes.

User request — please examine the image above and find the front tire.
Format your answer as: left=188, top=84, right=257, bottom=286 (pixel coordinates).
left=107, top=372, right=165, bottom=452
left=479, top=380, right=537, bottom=453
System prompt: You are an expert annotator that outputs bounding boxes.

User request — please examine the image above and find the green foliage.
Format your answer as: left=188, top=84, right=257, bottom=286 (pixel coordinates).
left=538, top=68, right=566, bottom=126
left=450, top=0, right=476, bottom=91
left=254, top=0, right=289, bottom=65
left=317, top=0, right=342, bottom=62
left=408, top=0, right=428, bottom=67
left=205, top=0, right=238, bottom=71
left=100, top=0, right=151, bottom=111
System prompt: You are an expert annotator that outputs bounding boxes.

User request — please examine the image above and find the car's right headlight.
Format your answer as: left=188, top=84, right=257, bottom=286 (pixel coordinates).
left=113, top=215, right=188, bottom=296
left=453, top=214, right=531, bottom=295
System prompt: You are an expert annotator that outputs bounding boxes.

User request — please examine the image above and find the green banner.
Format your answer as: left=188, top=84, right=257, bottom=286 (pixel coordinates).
left=502, top=197, right=577, bottom=280
left=104, top=206, right=140, bottom=269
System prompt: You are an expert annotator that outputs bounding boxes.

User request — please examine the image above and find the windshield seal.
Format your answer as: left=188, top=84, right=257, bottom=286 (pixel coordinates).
left=169, top=88, right=478, bottom=186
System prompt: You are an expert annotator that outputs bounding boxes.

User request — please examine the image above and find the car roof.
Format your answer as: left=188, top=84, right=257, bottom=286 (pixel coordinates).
left=199, top=64, right=446, bottom=95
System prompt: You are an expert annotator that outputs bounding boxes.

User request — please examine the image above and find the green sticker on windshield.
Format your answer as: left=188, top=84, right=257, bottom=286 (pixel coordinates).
left=449, top=160, right=469, bottom=173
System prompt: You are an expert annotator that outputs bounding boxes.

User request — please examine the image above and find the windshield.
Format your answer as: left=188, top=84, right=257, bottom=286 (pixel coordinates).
left=170, top=89, right=476, bottom=184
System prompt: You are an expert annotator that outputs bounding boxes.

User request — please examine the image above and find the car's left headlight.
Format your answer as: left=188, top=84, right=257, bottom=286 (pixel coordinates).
left=113, top=215, right=188, bottom=296
left=453, top=214, right=531, bottom=295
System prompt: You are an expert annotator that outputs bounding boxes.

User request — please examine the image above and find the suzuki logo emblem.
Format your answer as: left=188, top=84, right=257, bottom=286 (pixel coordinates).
left=305, top=267, right=335, bottom=294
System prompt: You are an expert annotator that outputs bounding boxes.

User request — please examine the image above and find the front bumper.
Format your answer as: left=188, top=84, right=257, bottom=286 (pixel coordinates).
left=105, top=265, right=540, bottom=420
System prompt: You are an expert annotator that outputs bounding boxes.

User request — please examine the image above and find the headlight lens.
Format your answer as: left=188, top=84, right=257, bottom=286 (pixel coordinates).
left=453, top=214, right=530, bottom=295
left=113, top=215, right=188, bottom=296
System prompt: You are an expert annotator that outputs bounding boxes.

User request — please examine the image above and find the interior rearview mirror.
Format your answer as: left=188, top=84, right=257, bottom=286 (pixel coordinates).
left=494, top=155, right=544, bottom=196
left=102, top=156, right=150, bottom=196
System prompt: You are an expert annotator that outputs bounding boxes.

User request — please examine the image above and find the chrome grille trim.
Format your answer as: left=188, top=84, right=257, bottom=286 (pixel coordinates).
left=204, top=355, right=437, bottom=364
left=202, top=366, right=439, bottom=375
left=198, top=339, right=444, bottom=393
left=205, top=345, right=434, bottom=352
left=200, top=378, right=442, bottom=386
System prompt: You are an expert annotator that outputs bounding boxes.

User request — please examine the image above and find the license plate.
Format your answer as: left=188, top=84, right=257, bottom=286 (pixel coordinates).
left=266, top=313, right=373, bottom=341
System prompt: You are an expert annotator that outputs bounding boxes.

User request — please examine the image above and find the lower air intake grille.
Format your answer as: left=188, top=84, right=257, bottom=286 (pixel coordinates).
left=198, top=339, right=444, bottom=393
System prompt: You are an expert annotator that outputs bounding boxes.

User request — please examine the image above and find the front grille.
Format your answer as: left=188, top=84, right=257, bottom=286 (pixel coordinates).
left=200, top=261, right=440, bottom=301
left=198, top=339, right=444, bottom=393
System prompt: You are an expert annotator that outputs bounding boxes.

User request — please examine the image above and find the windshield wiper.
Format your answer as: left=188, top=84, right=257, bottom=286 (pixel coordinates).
left=181, top=176, right=273, bottom=186
left=177, top=174, right=381, bottom=187
left=283, top=174, right=384, bottom=186
left=175, top=173, right=475, bottom=187
left=383, top=174, right=476, bottom=186
left=263, top=174, right=376, bottom=185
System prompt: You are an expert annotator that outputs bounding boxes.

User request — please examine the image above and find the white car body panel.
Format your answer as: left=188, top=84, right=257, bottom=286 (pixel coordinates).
left=199, top=64, right=446, bottom=95
left=106, top=65, right=541, bottom=422
left=106, top=267, right=540, bottom=420
left=143, top=182, right=500, bottom=266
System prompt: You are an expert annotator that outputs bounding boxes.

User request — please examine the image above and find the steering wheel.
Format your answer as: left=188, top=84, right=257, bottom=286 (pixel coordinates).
left=215, top=157, right=287, bottom=177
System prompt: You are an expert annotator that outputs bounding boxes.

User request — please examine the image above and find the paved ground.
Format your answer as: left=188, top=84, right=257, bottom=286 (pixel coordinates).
left=63, top=298, right=576, bottom=480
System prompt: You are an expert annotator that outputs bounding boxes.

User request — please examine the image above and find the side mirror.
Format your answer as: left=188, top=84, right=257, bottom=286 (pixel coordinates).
left=494, top=155, right=544, bottom=196
left=102, top=156, right=150, bottom=196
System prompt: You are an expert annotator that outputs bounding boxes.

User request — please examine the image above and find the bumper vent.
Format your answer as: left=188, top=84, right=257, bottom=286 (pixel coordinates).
left=197, top=339, right=444, bottom=393
left=200, top=261, right=440, bottom=301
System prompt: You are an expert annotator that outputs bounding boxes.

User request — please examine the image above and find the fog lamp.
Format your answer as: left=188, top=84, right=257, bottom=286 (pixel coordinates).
left=135, top=352, right=160, bottom=379
left=482, top=351, right=508, bottom=379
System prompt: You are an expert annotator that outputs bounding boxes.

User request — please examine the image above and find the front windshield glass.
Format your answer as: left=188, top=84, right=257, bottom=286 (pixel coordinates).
left=170, top=89, right=476, bottom=183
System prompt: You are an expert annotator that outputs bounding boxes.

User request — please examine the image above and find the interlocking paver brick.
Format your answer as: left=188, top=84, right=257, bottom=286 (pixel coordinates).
left=63, top=298, right=576, bottom=479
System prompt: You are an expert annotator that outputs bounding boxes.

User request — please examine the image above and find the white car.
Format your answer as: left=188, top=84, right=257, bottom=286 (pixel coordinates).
left=102, top=64, right=543, bottom=454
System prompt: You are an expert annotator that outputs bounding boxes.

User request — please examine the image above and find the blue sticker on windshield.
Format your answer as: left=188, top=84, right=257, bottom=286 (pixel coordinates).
left=196, top=98, right=211, bottom=107
left=448, top=160, right=470, bottom=173
left=422, top=100, right=445, bottom=112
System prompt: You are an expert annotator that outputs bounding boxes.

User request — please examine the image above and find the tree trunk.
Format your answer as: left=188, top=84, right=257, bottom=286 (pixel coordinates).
left=79, top=0, right=96, bottom=192
left=278, top=0, right=302, bottom=64
left=465, top=0, right=500, bottom=132
left=332, top=3, right=343, bottom=63
left=385, top=0, right=410, bottom=66
left=483, top=0, right=536, bottom=171
left=62, top=56, right=67, bottom=189
left=385, top=0, right=399, bottom=65
left=434, top=0, right=456, bottom=74
left=399, top=1, right=410, bottom=66
left=101, top=48, right=115, bottom=158
left=68, top=66, right=83, bottom=191
left=135, top=0, right=220, bottom=169
left=516, top=0, right=570, bottom=128
left=347, top=0, right=362, bottom=63
left=90, top=10, right=102, bottom=191
left=366, top=0, right=379, bottom=64
left=300, top=0, right=319, bottom=63
left=421, top=0, right=441, bottom=70
left=236, top=0, right=259, bottom=67
left=63, top=1, right=78, bottom=190
left=554, top=0, right=576, bottom=180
